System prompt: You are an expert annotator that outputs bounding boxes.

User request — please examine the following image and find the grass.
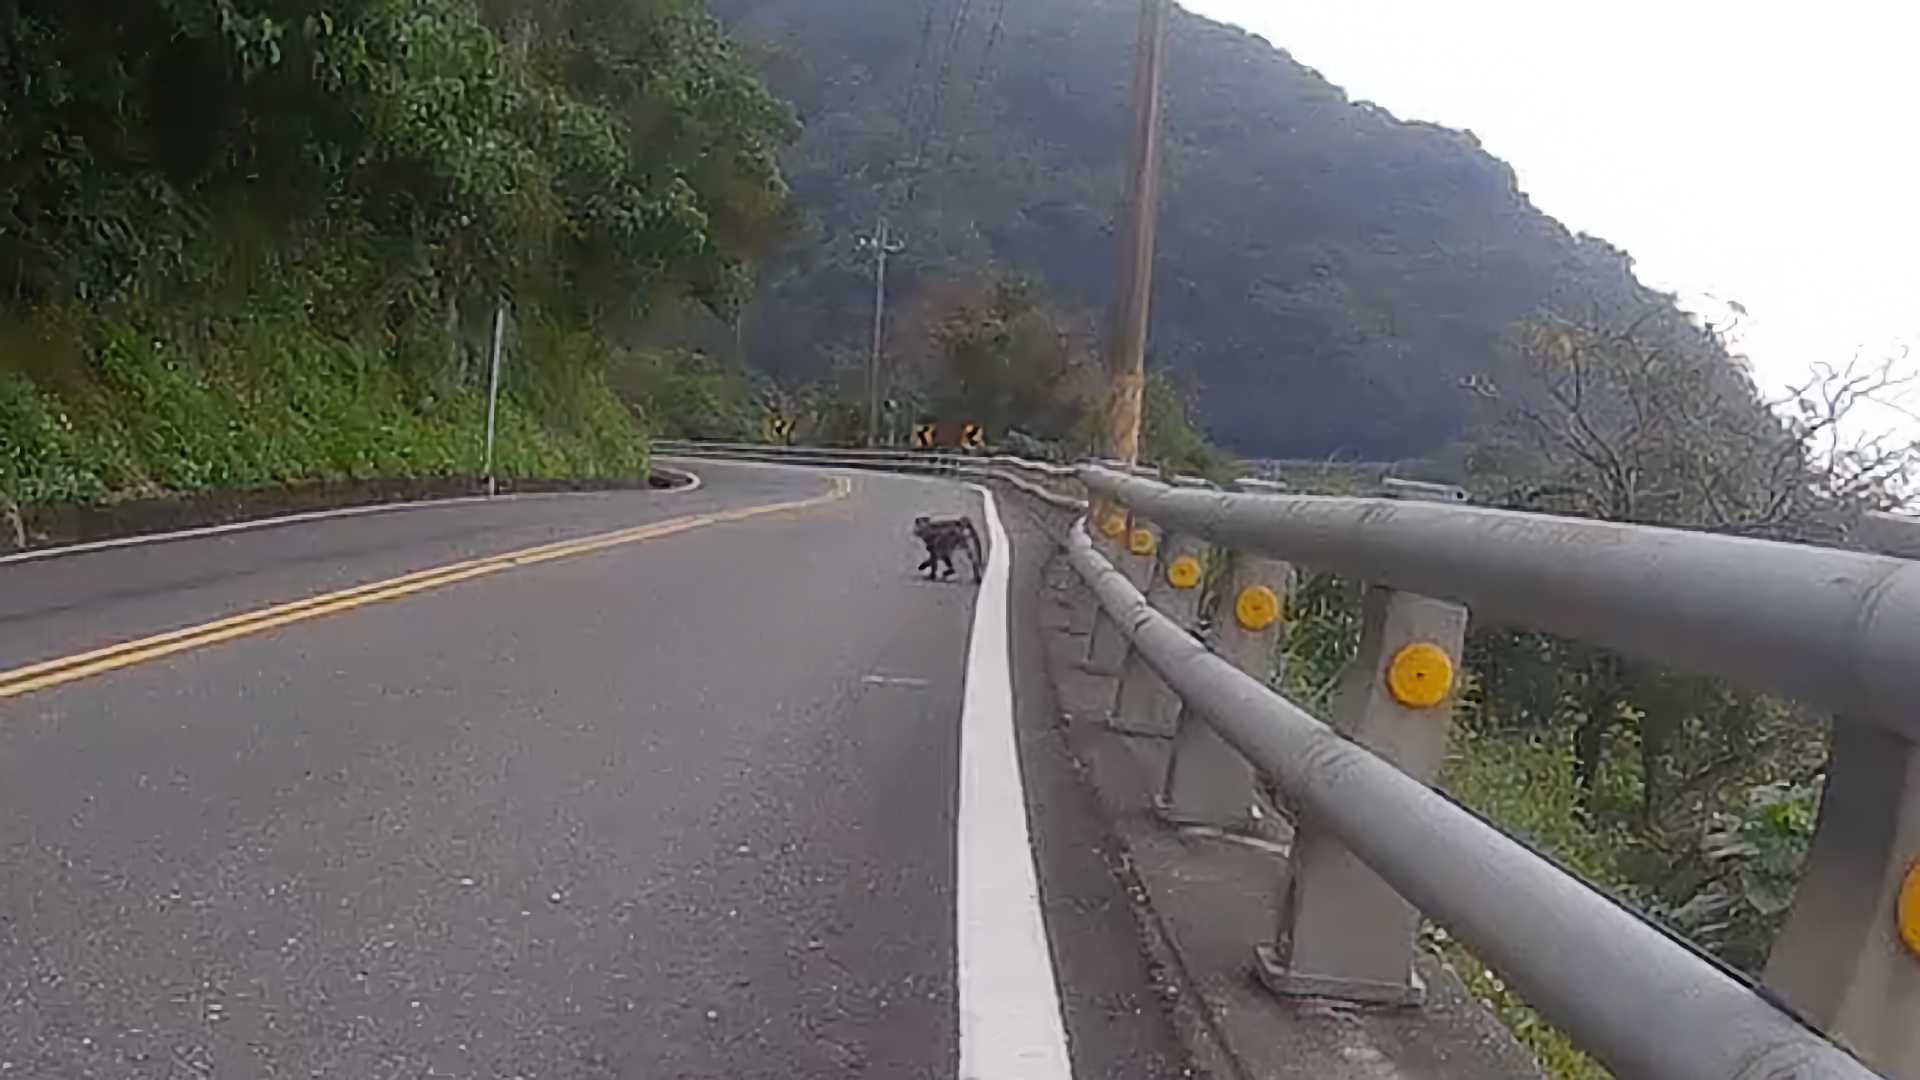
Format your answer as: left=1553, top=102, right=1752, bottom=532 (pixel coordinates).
left=1432, top=725, right=1628, bottom=1080
left=0, top=301, right=649, bottom=514
left=1423, top=926, right=1613, bottom=1080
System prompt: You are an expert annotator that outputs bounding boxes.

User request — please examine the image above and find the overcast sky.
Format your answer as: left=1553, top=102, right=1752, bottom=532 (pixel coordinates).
left=1177, top=0, right=1918, bottom=408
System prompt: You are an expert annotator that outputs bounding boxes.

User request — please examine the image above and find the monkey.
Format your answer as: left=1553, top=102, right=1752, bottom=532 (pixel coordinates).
left=912, top=515, right=984, bottom=583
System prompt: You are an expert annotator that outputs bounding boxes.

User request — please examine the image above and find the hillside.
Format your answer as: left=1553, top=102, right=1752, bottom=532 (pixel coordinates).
left=711, top=0, right=1678, bottom=459
left=0, top=0, right=790, bottom=528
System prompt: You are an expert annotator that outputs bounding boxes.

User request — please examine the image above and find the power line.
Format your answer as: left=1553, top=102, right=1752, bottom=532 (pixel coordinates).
left=902, top=0, right=977, bottom=206
left=966, top=0, right=1012, bottom=109
left=857, top=216, right=907, bottom=447
left=937, top=0, right=1012, bottom=182
left=894, top=0, right=945, bottom=199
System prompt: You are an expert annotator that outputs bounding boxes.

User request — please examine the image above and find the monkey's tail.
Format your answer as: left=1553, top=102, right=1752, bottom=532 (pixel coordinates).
left=963, top=519, right=985, bottom=583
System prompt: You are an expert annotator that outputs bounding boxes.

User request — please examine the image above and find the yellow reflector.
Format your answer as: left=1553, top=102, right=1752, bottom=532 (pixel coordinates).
left=1167, top=555, right=1202, bottom=590
left=1235, top=586, right=1280, bottom=632
left=1387, top=642, right=1455, bottom=708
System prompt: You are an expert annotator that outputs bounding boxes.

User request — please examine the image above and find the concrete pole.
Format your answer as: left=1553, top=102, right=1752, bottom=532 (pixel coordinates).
left=861, top=216, right=905, bottom=449
left=483, top=301, right=506, bottom=497
left=1101, top=0, right=1168, bottom=466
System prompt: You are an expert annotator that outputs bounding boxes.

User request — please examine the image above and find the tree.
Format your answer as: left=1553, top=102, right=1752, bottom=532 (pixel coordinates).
left=1072, top=369, right=1235, bottom=479
left=1462, top=311, right=1914, bottom=544
left=891, top=270, right=1100, bottom=441
left=1452, top=308, right=1917, bottom=970
left=0, top=0, right=794, bottom=329
left=0, top=0, right=797, bottom=509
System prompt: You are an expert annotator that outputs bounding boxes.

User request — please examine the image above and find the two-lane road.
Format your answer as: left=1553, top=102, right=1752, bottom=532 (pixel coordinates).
left=0, top=461, right=1077, bottom=1078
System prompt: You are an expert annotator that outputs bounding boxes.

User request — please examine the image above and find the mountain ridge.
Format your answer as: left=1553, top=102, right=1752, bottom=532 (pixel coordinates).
left=713, top=0, right=1680, bottom=458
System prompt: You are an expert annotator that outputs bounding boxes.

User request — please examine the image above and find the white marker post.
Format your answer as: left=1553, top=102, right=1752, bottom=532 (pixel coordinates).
left=483, top=301, right=507, bottom=497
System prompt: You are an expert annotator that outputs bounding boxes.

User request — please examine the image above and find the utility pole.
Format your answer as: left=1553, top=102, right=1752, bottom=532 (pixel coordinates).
left=858, top=215, right=906, bottom=447
left=1105, top=0, right=1169, bottom=465
left=483, top=300, right=507, bottom=497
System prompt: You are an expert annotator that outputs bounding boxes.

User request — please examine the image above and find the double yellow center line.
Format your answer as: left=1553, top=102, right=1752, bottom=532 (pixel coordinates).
left=0, top=477, right=849, bottom=701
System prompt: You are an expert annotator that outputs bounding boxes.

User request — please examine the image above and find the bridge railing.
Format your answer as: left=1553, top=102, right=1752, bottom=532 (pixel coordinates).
left=655, top=442, right=1904, bottom=1079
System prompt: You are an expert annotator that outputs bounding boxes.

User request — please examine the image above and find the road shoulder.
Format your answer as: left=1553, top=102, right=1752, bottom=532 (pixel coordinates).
left=1000, top=491, right=1229, bottom=1079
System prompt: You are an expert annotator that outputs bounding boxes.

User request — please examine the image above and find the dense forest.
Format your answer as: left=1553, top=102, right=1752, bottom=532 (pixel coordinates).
left=709, top=0, right=1677, bottom=459
left=0, top=0, right=792, bottom=529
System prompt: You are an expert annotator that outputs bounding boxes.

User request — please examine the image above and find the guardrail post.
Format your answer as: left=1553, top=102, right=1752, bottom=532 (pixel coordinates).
left=1758, top=517, right=1920, bottom=1078
left=1110, top=521, right=1196, bottom=736
left=1257, top=585, right=1467, bottom=1005
left=1083, top=504, right=1139, bottom=671
left=1762, top=726, right=1920, bottom=1076
left=1158, top=549, right=1293, bottom=825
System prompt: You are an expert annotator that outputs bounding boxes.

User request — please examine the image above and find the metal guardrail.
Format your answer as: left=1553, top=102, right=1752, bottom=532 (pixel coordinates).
left=1071, top=464, right=1917, bottom=1079
left=653, top=442, right=1902, bottom=1079
left=653, top=440, right=968, bottom=476
left=1078, top=464, right=1920, bottom=742
left=654, top=439, right=930, bottom=458
left=1064, top=518, right=1870, bottom=1080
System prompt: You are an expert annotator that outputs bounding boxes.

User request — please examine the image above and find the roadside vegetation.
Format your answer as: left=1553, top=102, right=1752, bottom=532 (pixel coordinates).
left=0, top=0, right=794, bottom=540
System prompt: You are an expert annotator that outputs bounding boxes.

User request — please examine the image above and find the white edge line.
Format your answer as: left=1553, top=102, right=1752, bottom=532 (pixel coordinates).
left=0, top=468, right=703, bottom=568
left=957, top=482, right=1074, bottom=1080
left=649, top=464, right=704, bottom=494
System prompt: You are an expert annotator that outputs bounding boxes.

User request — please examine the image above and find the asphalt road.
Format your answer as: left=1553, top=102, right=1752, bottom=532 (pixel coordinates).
left=0, top=460, right=1190, bottom=1079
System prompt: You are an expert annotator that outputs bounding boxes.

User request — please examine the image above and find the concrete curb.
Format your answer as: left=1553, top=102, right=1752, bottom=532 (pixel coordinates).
left=0, top=467, right=702, bottom=568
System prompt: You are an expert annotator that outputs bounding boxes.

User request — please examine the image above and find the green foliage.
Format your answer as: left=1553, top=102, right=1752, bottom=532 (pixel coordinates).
left=0, top=0, right=792, bottom=316
left=0, top=368, right=106, bottom=505
left=1274, top=572, right=1361, bottom=717
left=1653, top=780, right=1821, bottom=975
left=711, top=0, right=1681, bottom=459
left=1431, top=724, right=1819, bottom=1078
left=610, top=348, right=759, bottom=440
left=1427, top=929, right=1612, bottom=1080
left=1136, top=372, right=1237, bottom=481
left=1441, top=726, right=1640, bottom=892
left=892, top=271, right=1098, bottom=443
left=1433, top=725, right=1636, bottom=1080
left=883, top=268, right=1235, bottom=468
left=0, top=0, right=790, bottom=509
left=0, top=298, right=648, bottom=512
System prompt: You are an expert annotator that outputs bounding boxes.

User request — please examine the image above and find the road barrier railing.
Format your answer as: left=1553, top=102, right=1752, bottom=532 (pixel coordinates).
left=1063, top=516, right=1871, bottom=1079
left=1072, top=462, right=1917, bottom=1080
left=655, top=441, right=1903, bottom=1079
left=653, top=439, right=968, bottom=473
